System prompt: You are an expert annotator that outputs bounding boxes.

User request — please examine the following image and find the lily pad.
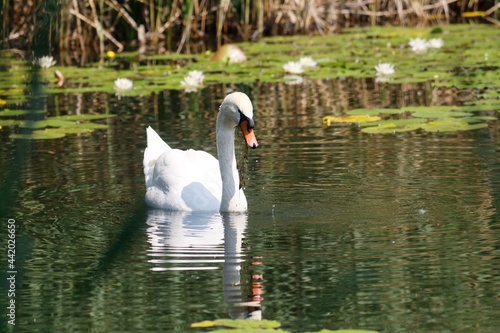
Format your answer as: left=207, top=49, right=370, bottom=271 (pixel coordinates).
left=454, top=116, right=497, bottom=123
left=10, top=131, right=66, bottom=140
left=361, top=118, right=489, bottom=134
left=400, top=105, right=472, bottom=118
left=362, top=118, right=426, bottom=128
left=361, top=123, right=419, bottom=134
left=463, top=100, right=500, bottom=112
left=41, top=127, right=94, bottom=134
left=308, top=329, right=378, bottom=333
left=19, top=119, right=79, bottom=129
left=0, top=109, right=46, bottom=117
left=347, top=108, right=405, bottom=116
left=210, top=329, right=290, bottom=333
left=0, top=119, right=21, bottom=126
left=66, top=122, right=109, bottom=129
left=323, top=115, right=381, bottom=125
left=423, top=121, right=488, bottom=132
left=54, top=114, right=116, bottom=121
left=411, top=110, right=471, bottom=118
left=191, top=319, right=281, bottom=329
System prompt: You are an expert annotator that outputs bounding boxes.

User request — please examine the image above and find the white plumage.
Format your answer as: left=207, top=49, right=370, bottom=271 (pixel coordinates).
left=143, top=92, right=258, bottom=212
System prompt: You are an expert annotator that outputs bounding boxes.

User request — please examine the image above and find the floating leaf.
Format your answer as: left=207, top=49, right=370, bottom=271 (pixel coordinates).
left=423, top=121, right=488, bottom=132
left=191, top=320, right=216, bottom=328
left=53, top=114, right=116, bottom=121
left=0, top=119, right=21, bottom=126
left=42, top=127, right=94, bottom=134
left=10, top=131, right=66, bottom=140
left=0, top=109, right=45, bottom=117
left=69, top=122, right=109, bottom=129
left=210, top=329, right=290, bottom=333
left=402, top=105, right=462, bottom=112
left=144, top=53, right=199, bottom=61
left=361, top=118, right=425, bottom=128
left=216, top=319, right=280, bottom=329
left=323, top=115, right=381, bottom=125
left=347, top=108, right=404, bottom=116
left=191, top=319, right=281, bottom=329
left=453, top=116, right=497, bottom=123
left=463, top=100, right=500, bottom=112
left=17, top=118, right=109, bottom=131
left=362, top=124, right=413, bottom=134
left=411, top=110, right=472, bottom=118
left=361, top=118, right=489, bottom=134
left=308, top=329, right=379, bottom=333
left=19, top=119, right=78, bottom=129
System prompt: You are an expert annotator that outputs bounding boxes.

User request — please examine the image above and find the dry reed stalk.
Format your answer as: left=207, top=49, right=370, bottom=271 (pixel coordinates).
left=177, top=0, right=194, bottom=52
left=217, top=0, right=231, bottom=47
left=70, top=0, right=86, bottom=65
left=87, top=0, right=104, bottom=61
left=69, top=7, right=124, bottom=51
left=105, top=0, right=138, bottom=30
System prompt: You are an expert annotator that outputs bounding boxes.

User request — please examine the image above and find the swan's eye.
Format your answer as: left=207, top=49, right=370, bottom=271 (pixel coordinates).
left=246, top=118, right=255, bottom=130
left=238, top=110, right=255, bottom=131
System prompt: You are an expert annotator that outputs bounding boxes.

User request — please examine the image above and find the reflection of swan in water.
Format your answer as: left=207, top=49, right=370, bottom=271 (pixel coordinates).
left=146, top=209, right=224, bottom=271
left=145, top=209, right=262, bottom=319
left=222, top=213, right=262, bottom=320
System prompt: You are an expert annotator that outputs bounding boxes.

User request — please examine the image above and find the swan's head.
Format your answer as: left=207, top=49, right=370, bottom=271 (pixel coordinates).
left=219, top=92, right=258, bottom=149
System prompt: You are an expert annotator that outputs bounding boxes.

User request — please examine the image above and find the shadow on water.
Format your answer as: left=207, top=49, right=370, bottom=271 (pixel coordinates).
left=0, top=62, right=42, bottom=329
left=146, top=209, right=262, bottom=320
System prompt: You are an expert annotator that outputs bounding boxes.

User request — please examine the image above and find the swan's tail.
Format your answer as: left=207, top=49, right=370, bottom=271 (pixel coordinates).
left=144, top=126, right=170, bottom=188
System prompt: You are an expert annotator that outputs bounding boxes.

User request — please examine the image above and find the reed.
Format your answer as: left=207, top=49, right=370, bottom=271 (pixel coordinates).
left=1, top=0, right=499, bottom=64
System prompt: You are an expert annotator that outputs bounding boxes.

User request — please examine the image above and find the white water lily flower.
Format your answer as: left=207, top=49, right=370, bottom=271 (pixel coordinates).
left=299, top=57, right=317, bottom=68
left=284, top=75, right=304, bottom=85
left=187, top=70, right=205, bottom=84
left=114, top=78, right=133, bottom=92
left=34, top=56, right=57, bottom=68
left=283, top=61, right=304, bottom=74
left=180, top=75, right=203, bottom=92
left=180, top=70, right=205, bottom=91
left=180, top=75, right=200, bottom=87
left=427, top=38, right=444, bottom=49
left=409, top=38, right=428, bottom=53
left=374, top=63, right=395, bottom=76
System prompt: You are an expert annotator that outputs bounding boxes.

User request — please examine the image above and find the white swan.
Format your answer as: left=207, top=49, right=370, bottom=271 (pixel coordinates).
left=143, top=92, right=258, bottom=212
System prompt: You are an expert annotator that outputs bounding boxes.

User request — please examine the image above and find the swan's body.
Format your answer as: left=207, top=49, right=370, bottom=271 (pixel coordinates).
left=144, top=92, right=258, bottom=212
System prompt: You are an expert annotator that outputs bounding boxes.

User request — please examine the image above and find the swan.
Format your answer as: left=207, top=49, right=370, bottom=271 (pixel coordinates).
left=143, top=92, right=258, bottom=212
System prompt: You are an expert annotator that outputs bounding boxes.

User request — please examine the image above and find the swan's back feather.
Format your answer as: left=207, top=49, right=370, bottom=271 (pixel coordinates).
left=144, top=126, right=171, bottom=188
left=146, top=148, right=222, bottom=211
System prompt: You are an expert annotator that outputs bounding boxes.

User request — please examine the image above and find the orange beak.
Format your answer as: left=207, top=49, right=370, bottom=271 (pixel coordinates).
left=240, top=120, right=258, bottom=149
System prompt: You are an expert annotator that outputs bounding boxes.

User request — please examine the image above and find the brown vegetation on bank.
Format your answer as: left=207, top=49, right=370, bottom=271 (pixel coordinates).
left=1, top=0, right=499, bottom=64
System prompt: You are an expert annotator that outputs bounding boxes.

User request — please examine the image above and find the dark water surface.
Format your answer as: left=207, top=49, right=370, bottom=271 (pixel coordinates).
left=2, top=80, right=500, bottom=332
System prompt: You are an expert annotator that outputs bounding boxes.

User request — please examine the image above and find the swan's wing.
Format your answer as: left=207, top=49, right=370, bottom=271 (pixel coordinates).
left=146, top=148, right=222, bottom=211
left=144, top=126, right=171, bottom=187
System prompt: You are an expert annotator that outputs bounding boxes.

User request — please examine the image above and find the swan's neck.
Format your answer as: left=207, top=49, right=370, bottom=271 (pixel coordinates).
left=217, top=112, right=247, bottom=212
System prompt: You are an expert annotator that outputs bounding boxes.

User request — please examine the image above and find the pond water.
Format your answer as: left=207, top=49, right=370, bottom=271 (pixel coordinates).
left=2, top=75, right=500, bottom=332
